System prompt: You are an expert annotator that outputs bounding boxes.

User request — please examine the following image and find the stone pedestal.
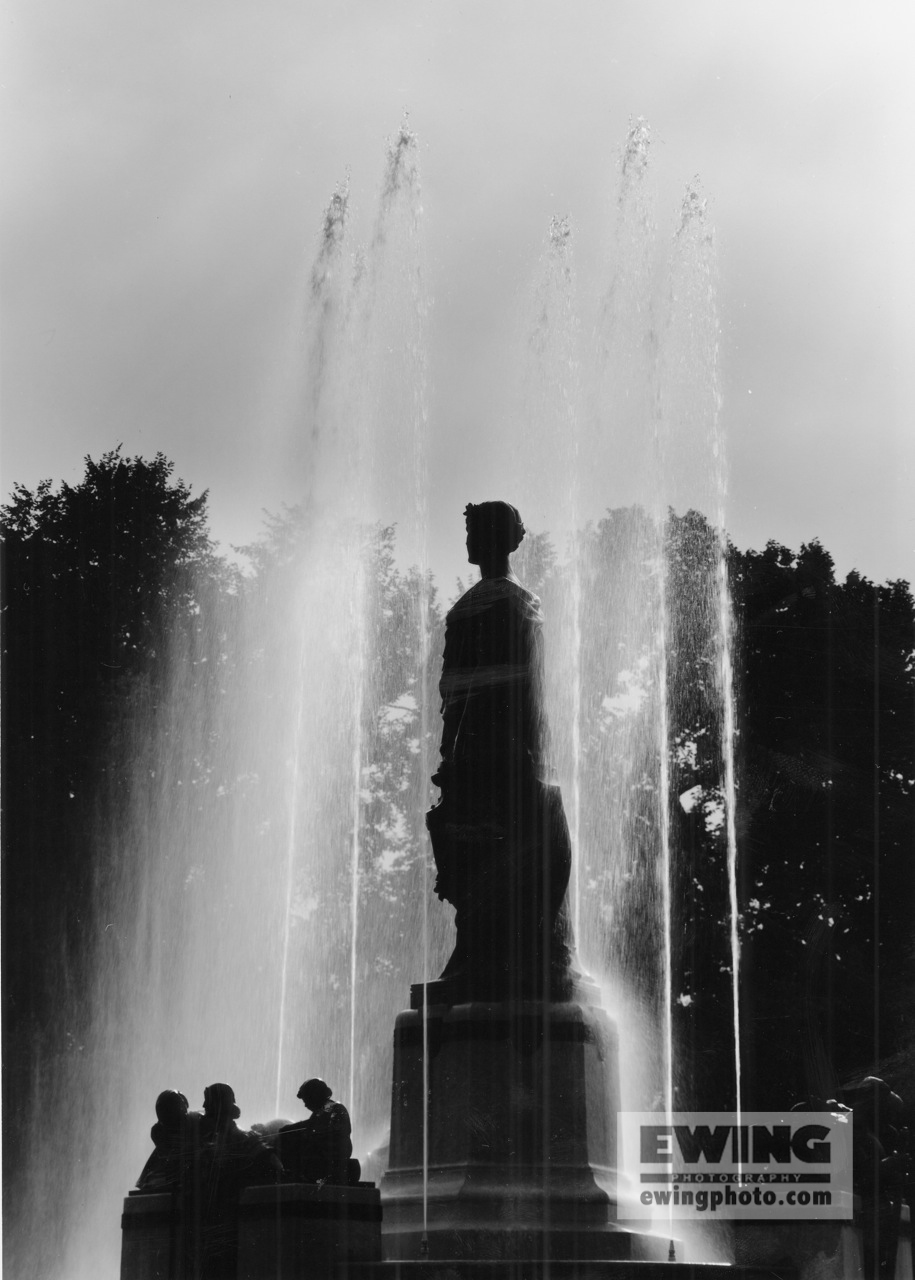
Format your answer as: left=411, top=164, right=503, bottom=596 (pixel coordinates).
left=237, top=1182, right=382, bottom=1279
left=120, top=1191, right=175, bottom=1280
left=381, top=992, right=645, bottom=1263
left=121, top=1183, right=382, bottom=1280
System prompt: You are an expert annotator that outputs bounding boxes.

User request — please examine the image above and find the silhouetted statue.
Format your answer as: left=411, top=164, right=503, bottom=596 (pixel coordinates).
left=136, top=1089, right=202, bottom=1192
left=199, top=1082, right=281, bottom=1182
left=276, top=1079, right=354, bottom=1185
left=198, top=1083, right=282, bottom=1280
left=427, top=501, right=573, bottom=1001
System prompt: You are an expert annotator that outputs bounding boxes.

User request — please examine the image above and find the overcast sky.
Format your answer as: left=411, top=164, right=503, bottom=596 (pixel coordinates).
left=3, top=0, right=913, bottom=587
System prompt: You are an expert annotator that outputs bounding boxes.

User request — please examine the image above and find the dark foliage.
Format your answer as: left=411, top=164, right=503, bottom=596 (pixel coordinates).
left=729, top=539, right=914, bottom=1106
left=1, top=449, right=225, bottom=1038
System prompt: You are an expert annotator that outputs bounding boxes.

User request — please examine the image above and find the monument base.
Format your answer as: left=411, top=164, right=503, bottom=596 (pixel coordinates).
left=382, top=993, right=634, bottom=1264
left=120, top=1191, right=174, bottom=1280
left=120, top=1182, right=382, bottom=1280
left=237, top=1182, right=381, bottom=1278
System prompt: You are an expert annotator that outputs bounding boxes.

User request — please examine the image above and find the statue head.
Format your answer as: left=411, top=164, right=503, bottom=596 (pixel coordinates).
left=155, top=1089, right=189, bottom=1129
left=296, top=1077, right=333, bottom=1112
left=464, top=501, right=525, bottom=566
left=203, top=1082, right=241, bottom=1123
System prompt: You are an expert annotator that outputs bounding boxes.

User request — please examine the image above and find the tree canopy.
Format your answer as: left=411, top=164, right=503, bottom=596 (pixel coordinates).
left=728, top=537, right=914, bottom=1104
left=2, top=448, right=225, bottom=1038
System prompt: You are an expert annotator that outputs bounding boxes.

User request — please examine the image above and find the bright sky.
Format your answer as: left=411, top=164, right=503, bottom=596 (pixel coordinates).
left=3, top=0, right=913, bottom=586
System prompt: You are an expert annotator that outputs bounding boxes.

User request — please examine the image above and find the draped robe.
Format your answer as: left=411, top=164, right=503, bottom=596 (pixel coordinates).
left=426, top=575, right=573, bottom=1001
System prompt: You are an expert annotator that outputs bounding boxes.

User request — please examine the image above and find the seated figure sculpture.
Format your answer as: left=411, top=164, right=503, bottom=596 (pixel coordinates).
left=199, top=1082, right=282, bottom=1183
left=276, top=1078, right=353, bottom=1185
left=136, top=1089, right=201, bottom=1191
left=426, top=501, right=574, bottom=1002
left=197, top=1083, right=282, bottom=1279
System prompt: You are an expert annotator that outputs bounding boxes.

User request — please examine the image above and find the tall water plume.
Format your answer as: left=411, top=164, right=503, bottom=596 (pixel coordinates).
left=260, top=121, right=441, bottom=1152
left=660, top=181, right=741, bottom=1113
left=507, top=123, right=740, bottom=1137
left=507, top=120, right=675, bottom=1123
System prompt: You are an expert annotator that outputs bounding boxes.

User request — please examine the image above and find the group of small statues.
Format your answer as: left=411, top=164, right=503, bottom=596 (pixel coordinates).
left=137, top=1076, right=356, bottom=1193
left=136, top=1078, right=356, bottom=1279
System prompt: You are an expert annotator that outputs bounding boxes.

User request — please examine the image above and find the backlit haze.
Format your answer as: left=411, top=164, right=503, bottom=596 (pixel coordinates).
left=3, top=0, right=913, bottom=589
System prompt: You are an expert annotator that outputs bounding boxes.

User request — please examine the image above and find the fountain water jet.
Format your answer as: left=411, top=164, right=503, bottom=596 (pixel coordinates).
left=661, top=179, right=741, bottom=1117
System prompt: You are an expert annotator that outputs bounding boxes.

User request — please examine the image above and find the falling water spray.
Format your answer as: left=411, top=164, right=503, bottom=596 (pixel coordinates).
left=666, top=180, right=741, bottom=1117
left=275, top=637, right=309, bottom=1114
left=347, top=561, right=368, bottom=1117
left=678, top=183, right=741, bottom=1118
left=275, top=184, right=352, bottom=1113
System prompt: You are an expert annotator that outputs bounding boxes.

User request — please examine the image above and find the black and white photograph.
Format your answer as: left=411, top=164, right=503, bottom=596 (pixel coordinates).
left=2, top=4, right=913, bottom=1278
